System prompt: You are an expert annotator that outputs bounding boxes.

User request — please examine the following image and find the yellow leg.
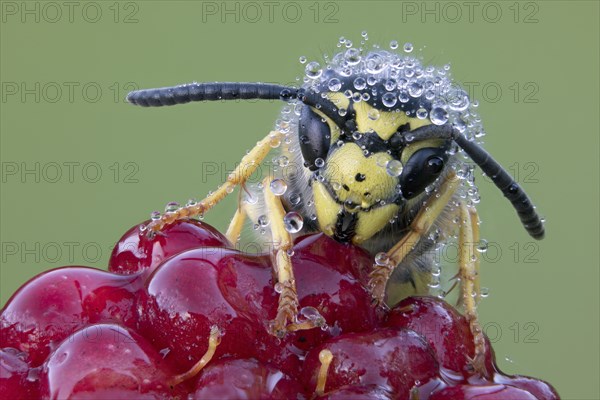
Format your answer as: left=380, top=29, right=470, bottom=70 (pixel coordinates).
left=262, top=176, right=325, bottom=337
left=143, top=131, right=282, bottom=236
left=225, top=206, right=246, bottom=243
left=458, top=202, right=487, bottom=376
left=368, top=172, right=460, bottom=305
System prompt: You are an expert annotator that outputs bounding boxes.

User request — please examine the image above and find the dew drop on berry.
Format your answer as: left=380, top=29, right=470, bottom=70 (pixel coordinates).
left=283, top=212, right=304, bottom=233
left=270, top=179, right=288, bottom=196
left=386, top=160, right=403, bottom=177
left=150, top=211, right=161, bottom=221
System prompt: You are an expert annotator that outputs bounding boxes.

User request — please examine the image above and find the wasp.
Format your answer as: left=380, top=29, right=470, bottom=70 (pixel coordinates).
left=126, top=41, right=544, bottom=375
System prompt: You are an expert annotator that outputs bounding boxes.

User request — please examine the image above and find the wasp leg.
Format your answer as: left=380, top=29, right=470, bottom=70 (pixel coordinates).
left=458, top=202, right=487, bottom=377
left=143, top=131, right=282, bottom=236
left=225, top=206, right=246, bottom=244
left=369, top=171, right=460, bottom=305
left=262, top=176, right=325, bottom=337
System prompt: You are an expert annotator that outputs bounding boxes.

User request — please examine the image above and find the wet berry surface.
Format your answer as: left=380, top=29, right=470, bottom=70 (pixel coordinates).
left=1, top=221, right=559, bottom=399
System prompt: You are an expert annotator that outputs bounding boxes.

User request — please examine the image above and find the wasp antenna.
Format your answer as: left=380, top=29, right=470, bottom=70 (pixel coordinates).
left=407, top=124, right=544, bottom=240
left=454, top=134, right=545, bottom=240
left=126, top=82, right=299, bottom=107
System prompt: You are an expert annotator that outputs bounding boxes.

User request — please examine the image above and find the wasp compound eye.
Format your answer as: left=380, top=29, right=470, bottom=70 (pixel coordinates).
left=299, top=105, right=332, bottom=171
left=399, top=147, right=448, bottom=199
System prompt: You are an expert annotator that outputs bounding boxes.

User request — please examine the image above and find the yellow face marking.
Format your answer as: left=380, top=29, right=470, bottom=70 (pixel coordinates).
left=313, top=181, right=341, bottom=236
left=353, top=203, right=400, bottom=244
left=323, top=143, right=396, bottom=209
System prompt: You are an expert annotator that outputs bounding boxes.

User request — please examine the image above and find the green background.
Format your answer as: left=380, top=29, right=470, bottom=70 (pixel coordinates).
left=1, top=1, right=598, bottom=398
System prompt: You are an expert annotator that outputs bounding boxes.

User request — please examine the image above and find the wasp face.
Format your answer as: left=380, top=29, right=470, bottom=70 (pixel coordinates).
left=300, top=87, right=449, bottom=244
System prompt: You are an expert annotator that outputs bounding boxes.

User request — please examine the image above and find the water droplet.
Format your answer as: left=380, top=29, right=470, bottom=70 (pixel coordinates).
left=368, top=109, right=380, bottom=120
left=315, top=158, right=325, bottom=168
left=257, top=214, right=270, bottom=227
left=338, top=108, right=347, bottom=117
left=361, top=30, right=368, bottom=38
left=274, top=283, right=283, bottom=293
left=375, top=154, right=389, bottom=168
left=386, top=159, right=403, bottom=177
left=382, top=92, right=397, bottom=107
left=403, top=42, right=414, bottom=53
left=384, top=78, right=397, bottom=91
left=398, top=91, right=410, bottom=103
left=299, top=56, right=307, bottom=64
left=416, top=108, right=428, bottom=119
left=150, top=211, right=161, bottom=221
left=365, top=53, right=386, bottom=74
left=430, top=107, right=449, bottom=125
left=289, top=192, right=301, bottom=205
left=328, top=78, right=342, bottom=91
left=353, top=77, right=367, bottom=90
left=375, top=252, right=390, bottom=266
left=270, top=179, right=288, bottom=196
left=408, top=82, right=424, bottom=98
left=477, top=239, right=488, bottom=253
left=352, top=131, right=362, bottom=141
left=283, top=212, right=304, bottom=233
left=277, top=155, right=289, bottom=167
left=390, top=40, right=399, bottom=50
left=164, top=202, right=179, bottom=213
left=305, top=61, right=322, bottom=79
left=344, top=48, right=361, bottom=65
left=480, top=287, right=490, bottom=298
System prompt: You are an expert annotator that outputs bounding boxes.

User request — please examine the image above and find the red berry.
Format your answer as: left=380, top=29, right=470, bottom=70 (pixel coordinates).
left=292, top=233, right=374, bottom=285
left=190, top=358, right=304, bottom=399
left=136, top=247, right=269, bottom=373
left=385, top=296, right=495, bottom=380
left=0, top=348, right=39, bottom=399
left=39, top=323, right=186, bottom=399
left=430, top=383, right=538, bottom=400
left=315, top=384, right=394, bottom=399
left=303, top=329, right=440, bottom=398
left=109, top=219, right=230, bottom=275
left=494, top=374, right=560, bottom=400
left=1, top=267, right=142, bottom=366
left=137, top=233, right=379, bottom=378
